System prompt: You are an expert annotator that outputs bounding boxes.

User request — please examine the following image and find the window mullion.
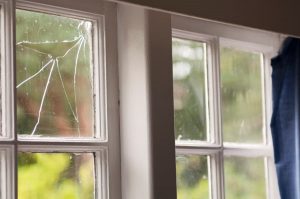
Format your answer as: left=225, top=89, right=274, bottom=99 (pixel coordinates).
left=0, top=146, right=15, bottom=199
left=95, top=150, right=109, bottom=199
left=210, top=151, right=224, bottom=199
left=10, top=0, right=17, bottom=198
left=263, top=52, right=275, bottom=147
left=266, top=157, right=280, bottom=199
left=207, top=36, right=222, bottom=145
left=264, top=49, right=281, bottom=199
left=1, top=0, right=15, bottom=140
left=212, top=36, right=225, bottom=199
left=17, top=143, right=107, bottom=152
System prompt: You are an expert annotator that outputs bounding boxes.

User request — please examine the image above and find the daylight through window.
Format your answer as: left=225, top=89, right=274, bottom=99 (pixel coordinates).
left=173, top=29, right=275, bottom=199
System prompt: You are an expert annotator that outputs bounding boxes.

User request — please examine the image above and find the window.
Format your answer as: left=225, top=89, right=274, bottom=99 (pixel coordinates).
left=0, top=2, right=283, bottom=199
left=0, top=0, right=120, bottom=198
left=172, top=15, right=279, bottom=199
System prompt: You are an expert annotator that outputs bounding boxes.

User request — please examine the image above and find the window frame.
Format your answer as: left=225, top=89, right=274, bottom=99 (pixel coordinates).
left=0, top=1, right=285, bottom=198
left=0, top=0, right=121, bottom=199
left=172, top=14, right=282, bottom=199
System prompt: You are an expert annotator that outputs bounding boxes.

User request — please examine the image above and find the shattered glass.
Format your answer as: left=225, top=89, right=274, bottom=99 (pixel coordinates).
left=16, top=10, right=95, bottom=137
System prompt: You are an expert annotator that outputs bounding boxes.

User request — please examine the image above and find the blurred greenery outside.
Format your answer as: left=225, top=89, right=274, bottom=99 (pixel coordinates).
left=18, top=153, right=95, bottom=199
left=173, top=38, right=266, bottom=199
left=16, top=10, right=95, bottom=199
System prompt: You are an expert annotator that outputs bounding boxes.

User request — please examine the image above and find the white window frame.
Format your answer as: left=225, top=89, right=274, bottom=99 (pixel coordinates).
left=0, top=0, right=121, bottom=199
left=0, top=1, right=285, bottom=198
left=172, top=14, right=282, bottom=199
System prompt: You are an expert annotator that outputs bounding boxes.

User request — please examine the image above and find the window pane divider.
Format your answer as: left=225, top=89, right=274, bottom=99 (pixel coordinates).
left=18, top=143, right=106, bottom=152
left=176, top=147, right=220, bottom=155
left=17, top=137, right=108, bottom=144
left=214, top=152, right=225, bottom=199
left=224, top=147, right=272, bottom=157
left=175, top=141, right=221, bottom=148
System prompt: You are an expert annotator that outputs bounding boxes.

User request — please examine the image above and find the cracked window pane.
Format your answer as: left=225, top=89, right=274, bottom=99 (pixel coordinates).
left=16, top=10, right=95, bottom=137
left=18, top=152, right=95, bottom=199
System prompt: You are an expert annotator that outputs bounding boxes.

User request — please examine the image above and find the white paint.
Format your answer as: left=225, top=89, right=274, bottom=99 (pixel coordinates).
left=117, top=5, right=152, bottom=199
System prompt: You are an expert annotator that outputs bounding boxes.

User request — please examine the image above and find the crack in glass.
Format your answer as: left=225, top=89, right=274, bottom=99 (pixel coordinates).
left=16, top=10, right=94, bottom=137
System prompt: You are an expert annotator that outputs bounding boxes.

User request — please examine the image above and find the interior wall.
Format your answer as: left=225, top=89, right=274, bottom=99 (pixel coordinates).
left=109, top=0, right=300, bottom=37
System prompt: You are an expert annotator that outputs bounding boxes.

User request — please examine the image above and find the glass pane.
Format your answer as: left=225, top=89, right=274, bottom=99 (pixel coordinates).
left=18, top=152, right=95, bottom=199
left=176, top=155, right=210, bottom=199
left=224, top=156, right=266, bottom=199
left=173, top=37, right=208, bottom=141
left=220, top=47, right=263, bottom=143
left=16, top=10, right=94, bottom=137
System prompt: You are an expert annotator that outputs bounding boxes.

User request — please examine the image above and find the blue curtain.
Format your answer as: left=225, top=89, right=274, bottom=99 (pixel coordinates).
left=271, top=37, right=300, bottom=199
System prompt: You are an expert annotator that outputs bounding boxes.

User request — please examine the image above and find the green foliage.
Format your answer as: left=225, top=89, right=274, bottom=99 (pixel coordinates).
left=18, top=153, right=94, bottom=199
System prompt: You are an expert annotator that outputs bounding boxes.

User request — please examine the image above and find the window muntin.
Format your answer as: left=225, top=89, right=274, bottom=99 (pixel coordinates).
left=172, top=29, right=275, bottom=199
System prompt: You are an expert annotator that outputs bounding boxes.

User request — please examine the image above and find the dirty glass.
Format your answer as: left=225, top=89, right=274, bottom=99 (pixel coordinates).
left=173, top=37, right=208, bottom=142
left=220, top=47, right=264, bottom=143
left=18, top=152, right=95, bottom=199
left=16, top=9, right=95, bottom=137
left=176, top=155, right=210, bottom=199
left=224, top=156, right=266, bottom=199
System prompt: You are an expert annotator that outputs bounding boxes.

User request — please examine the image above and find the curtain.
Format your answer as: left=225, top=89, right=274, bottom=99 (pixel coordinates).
left=271, top=37, right=300, bottom=199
